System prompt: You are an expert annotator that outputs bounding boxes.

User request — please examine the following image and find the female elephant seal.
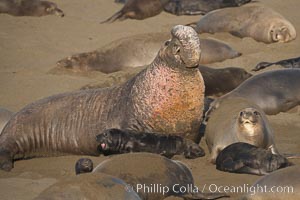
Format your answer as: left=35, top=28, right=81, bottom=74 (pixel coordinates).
left=194, top=5, right=296, bottom=43
left=0, top=25, right=205, bottom=171
left=101, top=0, right=169, bottom=23
left=95, top=128, right=205, bottom=159
left=216, top=142, right=291, bottom=175
left=35, top=173, right=142, bottom=200
left=205, top=97, right=279, bottom=163
left=0, top=108, right=13, bottom=134
left=240, top=166, right=300, bottom=200
left=164, top=0, right=251, bottom=15
left=75, top=153, right=229, bottom=200
left=0, top=0, right=64, bottom=17
left=56, top=33, right=241, bottom=74
left=252, top=56, right=300, bottom=72
left=210, top=69, right=300, bottom=115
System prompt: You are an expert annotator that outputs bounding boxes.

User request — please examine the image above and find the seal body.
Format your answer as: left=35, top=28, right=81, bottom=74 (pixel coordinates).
left=199, top=66, right=252, bottom=97
left=205, top=97, right=278, bottom=163
left=101, top=0, right=170, bottom=23
left=213, top=69, right=300, bottom=115
left=216, top=142, right=291, bottom=175
left=0, top=0, right=64, bottom=17
left=195, top=5, right=297, bottom=43
left=34, top=173, right=142, bottom=200
left=57, top=33, right=241, bottom=74
left=81, top=153, right=228, bottom=200
left=0, top=108, right=13, bottom=134
left=0, top=25, right=205, bottom=171
left=95, top=128, right=205, bottom=158
left=164, top=0, right=251, bottom=15
left=240, top=166, right=300, bottom=200
left=253, top=56, right=300, bottom=71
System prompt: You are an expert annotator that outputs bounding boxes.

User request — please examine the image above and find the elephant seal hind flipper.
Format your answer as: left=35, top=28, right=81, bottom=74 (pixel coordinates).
left=252, top=56, right=300, bottom=71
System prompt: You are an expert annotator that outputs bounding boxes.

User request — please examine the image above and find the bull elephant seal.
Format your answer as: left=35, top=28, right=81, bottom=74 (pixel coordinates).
left=75, top=153, right=229, bottom=200
left=0, top=108, right=13, bottom=134
left=0, top=0, right=64, bottom=17
left=240, top=166, right=300, bottom=200
left=252, top=56, right=300, bottom=71
left=210, top=69, right=300, bottom=115
left=164, top=0, right=251, bottom=15
left=56, top=32, right=241, bottom=74
left=216, top=142, right=291, bottom=175
left=95, top=128, right=205, bottom=159
left=0, top=25, right=205, bottom=171
left=101, top=0, right=169, bottom=23
left=205, top=97, right=279, bottom=163
left=199, top=66, right=252, bottom=97
left=35, top=173, right=142, bottom=200
left=194, top=5, right=297, bottom=43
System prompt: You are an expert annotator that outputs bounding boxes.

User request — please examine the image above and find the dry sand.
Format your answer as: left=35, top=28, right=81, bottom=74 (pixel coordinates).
left=0, top=0, right=299, bottom=199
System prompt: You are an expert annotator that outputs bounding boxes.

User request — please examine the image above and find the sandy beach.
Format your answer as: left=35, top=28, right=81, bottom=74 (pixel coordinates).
left=0, top=0, right=299, bottom=199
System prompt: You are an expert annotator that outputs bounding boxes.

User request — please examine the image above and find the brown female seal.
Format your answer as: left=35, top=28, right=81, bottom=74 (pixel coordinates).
left=194, top=5, right=296, bottom=43
left=75, top=153, right=229, bottom=200
left=0, top=25, right=205, bottom=171
left=101, top=0, right=169, bottom=23
left=205, top=97, right=279, bottom=163
left=95, top=128, right=205, bottom=159
left=216, top=142, right=291, bottom=175
left=0, top=0, right=64, bottom=17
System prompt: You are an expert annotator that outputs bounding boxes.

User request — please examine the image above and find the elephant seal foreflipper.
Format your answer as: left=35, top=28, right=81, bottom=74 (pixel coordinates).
left=95, top=128, right=205, bottom=159
left=56, top=32, right=241, bottom=74
left=75, top=153, right=229, bottom=200
left=240, top=166, right=300, bottom=200
left=0, top=108, right=13, bottom=134
left=194, top=5, right=296, bottom=43
left=0, top=0, right=64, bottom=17
left=101, top=0, right=169, bottom=23
left=164, top=0, right=251, bottom=16
left=0, top=25, right=205, bottom=171
left=210, top=69, right=300, bottom=115
left=252, top=56, right=300, bottom=71
left=205, top=97, right=279, bottom=163
left=199, top=66, right=252, bottom=97
left=216, top=142, right=291, bottom=175
left=35, top=172, right=142, bottom=200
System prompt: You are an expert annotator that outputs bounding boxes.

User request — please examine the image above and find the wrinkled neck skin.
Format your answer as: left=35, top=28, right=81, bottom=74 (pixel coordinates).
left=123, top=51, right=204, bottom=142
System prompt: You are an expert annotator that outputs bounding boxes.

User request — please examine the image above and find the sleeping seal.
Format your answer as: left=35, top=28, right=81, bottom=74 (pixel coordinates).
left=205, top=97, right=279, bottom=163
left=194, top=5, right=297, bottom=43
left=0, top=0, right=64, bottom=17
left=216, top=142, right=291, bottom=175
left=95, top=128, right=205, bottom=159
left=0, top=25, right=205, bottom=171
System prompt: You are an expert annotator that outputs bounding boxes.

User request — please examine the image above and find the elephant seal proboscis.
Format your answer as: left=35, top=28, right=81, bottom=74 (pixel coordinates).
left=0, top=25, right=205, bottom=171
left=252, top=56, right=300, bottom=71
left=199, top=66, right=252, bottom=97
left=0, top=108, right=13, bottom=134
left=216, top=142, right=292, bottom=175
left=75, top=153, right=229, bottom=200
left=0, top=0, right=64, bottom=17
left=101, top=0, right=169, bottom=23
left=240, top=166, right=300, bottom=200
left=95, top=128, right=205, bottom=159
left=209, top=69, right=300, bottom=115
left=164, top=0, right=251, bottom=16
left=194, top=5, right=297, bottom=43
left=34, top=172, right=142, bottom=200
left=205, top=97, right=279, bottom=163
left=56, top=32, right=241, bottom=74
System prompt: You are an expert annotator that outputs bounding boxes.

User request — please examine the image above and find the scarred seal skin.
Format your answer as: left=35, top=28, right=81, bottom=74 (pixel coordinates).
left=0, top=0, right=64, bottom=17
left=0, top=25, right=205, bottom=171
left=95, top=128, right=205, bottom=159
left=216, top=142, right=291, bottom=175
